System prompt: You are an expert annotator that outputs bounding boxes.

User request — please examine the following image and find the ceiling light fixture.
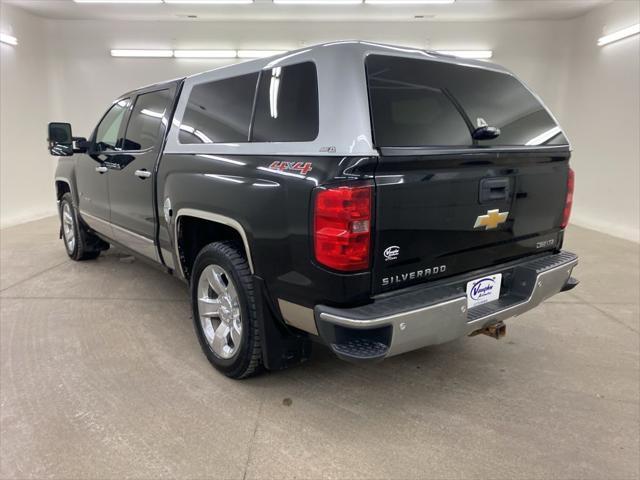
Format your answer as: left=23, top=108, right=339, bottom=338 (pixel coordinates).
left=74, top=0, right=163, bottom=3
left=273, top=0, right=362, bottom=4
left=111, top=49, right=174, bottom=57
left=365, top=0, right=454, bottom=4
left=436, top=50, right=493, bottom=59
left=0, top=33, right=18, bottom=46
left=164, top=0, right=253, bottom=3
left=597, top=23, right=639, bottom=46
left=237, top=50, right=286, bottom=58
left=174, top=49, right=237, bottom=58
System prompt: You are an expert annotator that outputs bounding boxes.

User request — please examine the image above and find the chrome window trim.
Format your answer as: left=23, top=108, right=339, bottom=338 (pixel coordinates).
left=174, top=208, right=255, bottom=277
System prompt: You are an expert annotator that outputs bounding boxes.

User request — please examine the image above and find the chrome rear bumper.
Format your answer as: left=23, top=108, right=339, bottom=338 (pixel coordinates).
left=315, top=251, right=578, bottom=361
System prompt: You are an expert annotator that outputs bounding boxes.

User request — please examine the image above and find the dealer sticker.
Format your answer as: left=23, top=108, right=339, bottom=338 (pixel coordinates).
left=466, top=273, right=502, bottom=309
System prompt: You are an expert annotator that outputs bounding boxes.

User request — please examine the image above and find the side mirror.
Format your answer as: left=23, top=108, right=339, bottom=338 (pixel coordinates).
left=73, top=137, right=89, bottom=153
left=48, top=122, right=74, bottom=156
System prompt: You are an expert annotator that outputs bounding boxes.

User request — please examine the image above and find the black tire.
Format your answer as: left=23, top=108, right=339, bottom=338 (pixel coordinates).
left=59, top=193, right=106, bottom=261
left=190, top=241, right=262, bottom=379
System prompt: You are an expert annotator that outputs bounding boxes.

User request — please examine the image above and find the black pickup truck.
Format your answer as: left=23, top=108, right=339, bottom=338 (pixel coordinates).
left=48, top=41, right=579, bottom=378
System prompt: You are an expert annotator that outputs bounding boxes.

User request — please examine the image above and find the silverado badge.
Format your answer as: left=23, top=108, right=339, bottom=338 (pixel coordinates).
left=474, top=209, right=509, bottom=230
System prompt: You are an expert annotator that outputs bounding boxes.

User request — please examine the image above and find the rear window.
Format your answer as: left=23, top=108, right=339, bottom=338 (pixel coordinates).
left=251, top=62, right=319, bottom=142
left=366, top=55, right=567, bottom=148
left=179, top=72, right=258, bottom=144
left=124, top=89, right=173, bottom=150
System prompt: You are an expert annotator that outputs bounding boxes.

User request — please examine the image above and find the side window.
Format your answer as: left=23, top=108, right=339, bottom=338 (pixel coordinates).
left=94, top=99, right=130, bottom=152
left=179, top=73, right=258, bottom=144
left=252, top=62, right=319, bottom=142
left=123, top=89, right=173, bottom=151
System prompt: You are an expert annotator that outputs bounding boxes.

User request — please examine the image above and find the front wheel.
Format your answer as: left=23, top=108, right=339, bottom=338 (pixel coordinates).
left=190, top=241, right=262, bottom=379
left=59, top=193, right=106, bottom=261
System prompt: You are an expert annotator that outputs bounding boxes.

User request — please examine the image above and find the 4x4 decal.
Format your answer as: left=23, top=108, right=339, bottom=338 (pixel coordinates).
left=268, top=161, right=313, bottom=176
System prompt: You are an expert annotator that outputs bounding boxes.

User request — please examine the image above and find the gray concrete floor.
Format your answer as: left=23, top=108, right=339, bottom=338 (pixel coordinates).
left=1, top=216, right=638, bottom=480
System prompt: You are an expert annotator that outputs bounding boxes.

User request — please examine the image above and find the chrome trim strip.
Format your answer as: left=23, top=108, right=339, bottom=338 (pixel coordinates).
left=278, top=299, right=318, bottom=335
left=110, top=221, right=155, bottom=244
left=110, top=221, right=158, bottom=262
left=79, top=210, right=159, bottom=263
left=174, top=208, right=255, bottom=277
left=79, top=210, right=113, bottom=237
left=161, top=248, right=175, bottom=270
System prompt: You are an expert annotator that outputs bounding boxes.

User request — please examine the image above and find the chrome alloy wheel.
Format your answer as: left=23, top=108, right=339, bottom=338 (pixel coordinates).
left=197, top=264, right=242, bottom=359
left=62, top=202, right=76, bottom=253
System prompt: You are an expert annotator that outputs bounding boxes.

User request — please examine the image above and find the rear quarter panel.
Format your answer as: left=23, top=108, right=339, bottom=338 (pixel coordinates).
left=156, top=153, right=376, bottom=308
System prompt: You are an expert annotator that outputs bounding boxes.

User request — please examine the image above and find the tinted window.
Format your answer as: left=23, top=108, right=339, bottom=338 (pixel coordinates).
left=123, top=89, right=172, bottom=151
left=94, top=99, right=130, bottom=151
left=366, top=55, right=567, bottom=148
left=252, top=62, right=319, bottom=142
left=179, top=73, right=258, bottom=144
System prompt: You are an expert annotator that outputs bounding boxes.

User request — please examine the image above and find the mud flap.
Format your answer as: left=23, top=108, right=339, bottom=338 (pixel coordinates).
left=253, top=276, right=312, bottom=371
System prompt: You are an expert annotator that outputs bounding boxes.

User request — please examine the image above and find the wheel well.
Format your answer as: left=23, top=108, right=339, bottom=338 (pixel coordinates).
left=177, top=216, right=247, bottom=280
left=56, top=181, right=71, bottom=200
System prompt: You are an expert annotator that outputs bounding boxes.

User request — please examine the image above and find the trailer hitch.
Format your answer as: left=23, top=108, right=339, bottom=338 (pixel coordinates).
left=470, top=321, right=506, bottom=340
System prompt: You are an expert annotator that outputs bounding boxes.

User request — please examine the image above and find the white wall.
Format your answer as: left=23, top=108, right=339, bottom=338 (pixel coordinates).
left=0, top=3, right=57, bottom=228
left=558, top=0, right=639, bottom=242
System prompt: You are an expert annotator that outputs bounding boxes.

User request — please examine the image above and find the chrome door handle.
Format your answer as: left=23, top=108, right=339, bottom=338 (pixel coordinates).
left=135, top=169, right=152, bottom=179
left=95, top=166, right=108, bottom=174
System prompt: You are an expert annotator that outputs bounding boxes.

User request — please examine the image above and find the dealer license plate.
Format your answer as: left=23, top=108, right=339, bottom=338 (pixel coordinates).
left=466, top=273, right=502, bottom=309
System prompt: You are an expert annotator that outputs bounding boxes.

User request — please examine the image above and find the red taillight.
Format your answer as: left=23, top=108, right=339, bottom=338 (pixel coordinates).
left=314, top=185, right=372, bottom=272
left=561, top=167, right=575, bottom=228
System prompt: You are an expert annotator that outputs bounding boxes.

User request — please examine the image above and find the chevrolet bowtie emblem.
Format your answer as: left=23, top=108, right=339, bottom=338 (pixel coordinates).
left=474, top=209, right=509, bottom=230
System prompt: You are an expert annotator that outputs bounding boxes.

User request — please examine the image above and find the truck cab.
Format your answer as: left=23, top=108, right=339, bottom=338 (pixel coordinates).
left=48, top=41, right=578, bottom=379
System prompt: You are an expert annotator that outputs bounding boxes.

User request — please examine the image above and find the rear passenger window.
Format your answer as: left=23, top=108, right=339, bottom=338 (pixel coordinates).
left=123, top=89, right=172, bottom=151
left=251, top=62, right=319, bottom=142
left=179, top=73, right=258, bottom=144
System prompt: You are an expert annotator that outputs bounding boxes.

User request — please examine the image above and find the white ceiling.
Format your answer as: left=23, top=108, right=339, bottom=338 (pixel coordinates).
left=5, top=0, right=610, bottom=22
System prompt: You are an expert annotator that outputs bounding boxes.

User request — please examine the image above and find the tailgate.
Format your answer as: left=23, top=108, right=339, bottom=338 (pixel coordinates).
left=372, top=153, right=569, bottom=293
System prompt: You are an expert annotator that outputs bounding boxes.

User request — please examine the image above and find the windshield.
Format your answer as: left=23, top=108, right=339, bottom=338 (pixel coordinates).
left=366, top=55, right=567, bottom=148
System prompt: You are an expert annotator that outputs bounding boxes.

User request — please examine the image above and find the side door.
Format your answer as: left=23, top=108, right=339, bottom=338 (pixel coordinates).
left=106, top=87, right=176, bottom=262
left=75, top=98, right=130, bottom=237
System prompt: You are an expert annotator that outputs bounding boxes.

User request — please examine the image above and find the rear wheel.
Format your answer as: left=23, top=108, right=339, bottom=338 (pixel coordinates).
left=59, top=193, right=106, bottom=261
left=191, top=241, right=262, bottom=379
